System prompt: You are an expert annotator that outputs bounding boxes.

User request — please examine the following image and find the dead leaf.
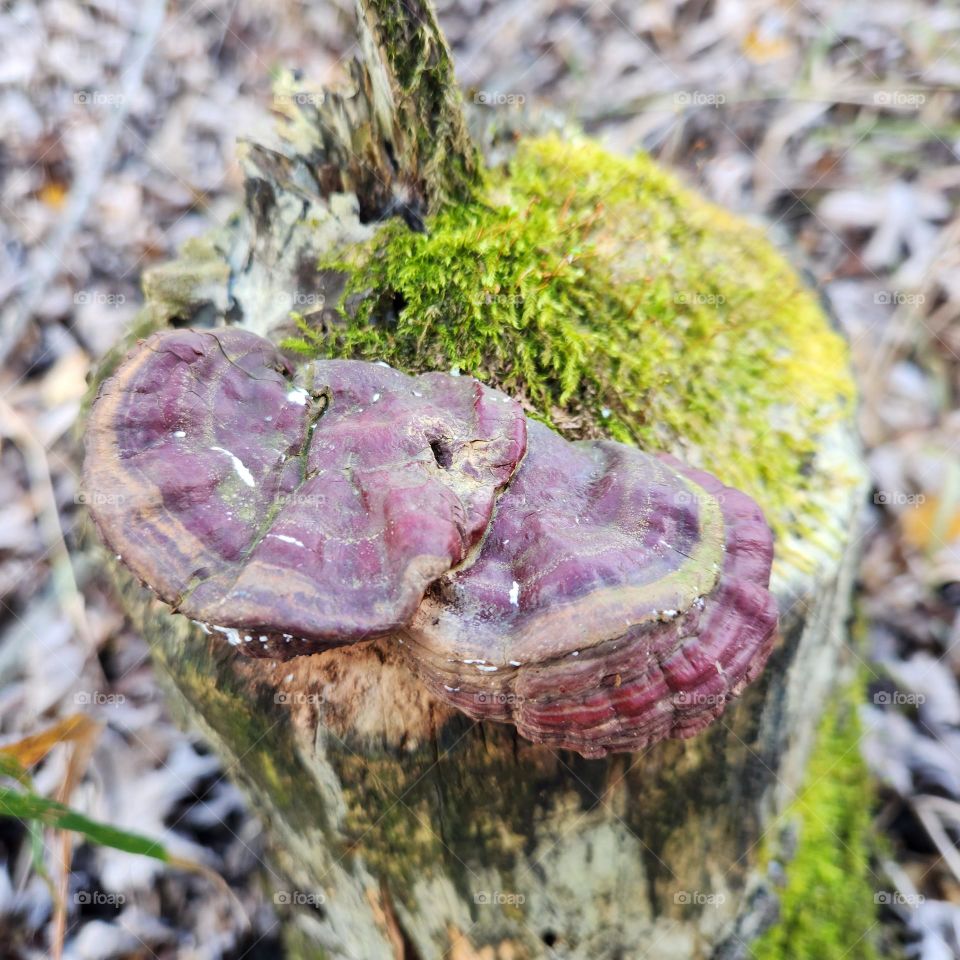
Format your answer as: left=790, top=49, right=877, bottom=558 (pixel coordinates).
left=0, top=714, right=102, bottom=770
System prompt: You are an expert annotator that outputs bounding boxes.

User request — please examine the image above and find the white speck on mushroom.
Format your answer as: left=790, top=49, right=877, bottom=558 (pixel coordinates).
left=115, top=554, right=122, bottom=561
left=477, top=664, right=498, bottom=672
left=265, top=416, right=273, bottom=422
left=244, top=635, right=252, bottom=643
left=371, top=393, right=380, bottom=402
left=570, top=650, right=580, bottom=657
left=508, top=581, right=520, bottom=606
left=212, top=625, right=242, bottom=646
left=412, top=390, right=423, bottom=397
left=192, top=620, right=211, bottom=634
left=210, top=446, right=255, bottom=487
left=286, top=387, right=310, bottom=405
left=285, top=673, right=294, bottom=683
left=463, top=658, right=488, bottom=665
left=173, top=430, right=186, bottom=438
left=502, top=539, right=509, bottom=545
left=271, top=534, right=306, bottom=548
left=509, top=660, right=522, bottom=666
left=259, top=635, right=269, bottom=643
left=443, top=684, right=462, bottom=692
left=715, top=661, right=724, bottom=675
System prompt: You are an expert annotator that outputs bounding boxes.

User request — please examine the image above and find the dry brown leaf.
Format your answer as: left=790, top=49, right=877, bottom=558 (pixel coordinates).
left=0, top=713, right=102, bottom=770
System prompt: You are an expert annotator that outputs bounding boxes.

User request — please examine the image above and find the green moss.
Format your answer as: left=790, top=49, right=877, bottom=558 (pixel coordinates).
left=330, top=723, right=549, bottom=907
left=110, top=564, right=335, bottom=841
left=140, top=234, right=229, bottom=323
left=752, top=683, right=879, bottom=960
left=282, top=924, right=332, bottom=960
left=286, top=133, right=855, bottom=566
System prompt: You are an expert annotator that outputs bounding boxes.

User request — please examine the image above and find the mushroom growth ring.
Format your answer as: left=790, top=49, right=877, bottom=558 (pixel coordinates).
left=84, top=327, right=778, bottom=756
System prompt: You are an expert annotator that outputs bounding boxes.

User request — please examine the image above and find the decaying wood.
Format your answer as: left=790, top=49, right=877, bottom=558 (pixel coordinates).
left=83, top=1, right=868, bottom=956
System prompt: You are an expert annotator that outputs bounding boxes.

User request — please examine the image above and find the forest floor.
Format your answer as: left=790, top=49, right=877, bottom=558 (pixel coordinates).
left=1, top=0, right=960, bottom=957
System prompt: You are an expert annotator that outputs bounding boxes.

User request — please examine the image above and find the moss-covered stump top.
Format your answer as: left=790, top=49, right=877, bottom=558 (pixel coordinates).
left=285, top=133, right=860, bottom=594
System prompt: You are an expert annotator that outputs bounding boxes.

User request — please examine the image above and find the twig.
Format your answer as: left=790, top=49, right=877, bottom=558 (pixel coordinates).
left=51, top=719, right=103, bottom=960
left=0, top=397, right=95, bottom=656
left=912, top=795, right=960, bottom=886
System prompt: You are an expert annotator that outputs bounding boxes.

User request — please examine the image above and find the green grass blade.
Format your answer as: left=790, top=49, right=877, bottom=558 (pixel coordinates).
left=0, top=787, right=170, bottom=862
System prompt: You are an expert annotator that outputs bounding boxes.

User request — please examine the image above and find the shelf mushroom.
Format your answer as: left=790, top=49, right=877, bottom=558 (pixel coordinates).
left=83, top=328, right=527, bottom=656
left=399, top=420, right=779, bottom=757
left=84, top=327, right=778, bottom=755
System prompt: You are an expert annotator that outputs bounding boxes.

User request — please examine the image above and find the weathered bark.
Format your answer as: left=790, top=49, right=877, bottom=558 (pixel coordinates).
left=84, top=2, right=868, bottom=957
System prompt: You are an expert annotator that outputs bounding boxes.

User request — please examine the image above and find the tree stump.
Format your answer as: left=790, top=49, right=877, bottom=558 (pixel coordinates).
left=83, top=1, right=868, bottom=957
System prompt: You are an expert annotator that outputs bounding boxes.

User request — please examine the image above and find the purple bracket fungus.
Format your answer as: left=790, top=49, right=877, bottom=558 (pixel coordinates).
left=85, top=327, right=778, bottom=755
left=83, top=328, right=527, bottom=656
left=399, top=421, right=779, bottom=757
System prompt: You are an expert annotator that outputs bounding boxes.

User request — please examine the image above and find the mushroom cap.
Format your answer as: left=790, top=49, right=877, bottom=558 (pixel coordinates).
left=400, top=420, right=778, bottom=757
left=85, top=327, right=777, bottom=755
left=84, top=328, right=527, bottom=654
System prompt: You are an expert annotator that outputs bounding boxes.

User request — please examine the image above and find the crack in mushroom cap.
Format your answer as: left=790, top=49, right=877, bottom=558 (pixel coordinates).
left=83, top=328, right=527, bottom=653
left=400, top=421, right=778, bottom=757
